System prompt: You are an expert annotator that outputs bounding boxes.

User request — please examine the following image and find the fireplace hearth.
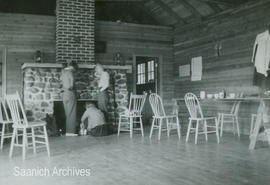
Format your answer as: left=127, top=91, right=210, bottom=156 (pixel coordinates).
left=22, top=63, right=132, bottom=125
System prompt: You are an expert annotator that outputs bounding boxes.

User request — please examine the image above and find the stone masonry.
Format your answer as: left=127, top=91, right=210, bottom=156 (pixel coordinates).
left=23, top=65, right=129, bottom=124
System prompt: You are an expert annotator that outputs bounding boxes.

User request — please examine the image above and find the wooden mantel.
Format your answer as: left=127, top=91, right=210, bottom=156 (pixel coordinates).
left=21, top=63, right=132, bottom=73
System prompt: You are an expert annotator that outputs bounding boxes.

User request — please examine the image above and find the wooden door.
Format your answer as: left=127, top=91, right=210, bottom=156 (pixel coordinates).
left=135, top=56, right=159, bottom=125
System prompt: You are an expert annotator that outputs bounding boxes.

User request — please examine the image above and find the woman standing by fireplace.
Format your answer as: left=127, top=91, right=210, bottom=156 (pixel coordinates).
left=61, top=61, right=78, bottom=136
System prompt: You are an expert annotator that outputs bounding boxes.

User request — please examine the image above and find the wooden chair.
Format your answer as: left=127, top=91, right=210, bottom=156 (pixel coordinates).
left=149, top=93, right=181, bottom=140
left=217, top=93, right=243, bottom=137
left=184, top=93, right=219, bottom=144
left=250, top=113, right=270, bottom=136
left=6, top=92, right=50, bottom=160
left=0, top=96, right=13, bottom=149
left=118, top=93, right=147, bottom=138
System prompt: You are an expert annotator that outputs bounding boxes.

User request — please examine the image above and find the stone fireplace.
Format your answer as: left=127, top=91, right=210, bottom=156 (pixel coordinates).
left=22, top=63, right=131, bottom=125
left=21, top=0, right=131, bottom=128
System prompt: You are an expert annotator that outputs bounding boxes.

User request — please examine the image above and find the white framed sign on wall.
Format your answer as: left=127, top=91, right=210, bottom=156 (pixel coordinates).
left=179, top=64, right=190, bottom=78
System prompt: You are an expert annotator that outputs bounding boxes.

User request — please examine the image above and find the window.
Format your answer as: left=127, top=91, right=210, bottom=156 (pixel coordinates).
left=136, top=60, right=155, bottom=85
left=137, top=63, right=145, bottom=84
left=147, top=60, right=155, bottom=82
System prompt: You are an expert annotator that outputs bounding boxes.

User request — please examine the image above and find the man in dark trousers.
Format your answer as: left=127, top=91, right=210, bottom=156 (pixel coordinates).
left=94, top=64, right=110, bottom=121
left=61, top=61, right=77, bottom=136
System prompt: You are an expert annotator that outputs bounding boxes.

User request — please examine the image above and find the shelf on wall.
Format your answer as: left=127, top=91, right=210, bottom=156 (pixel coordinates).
left=21, top=63, right=132, bottom=73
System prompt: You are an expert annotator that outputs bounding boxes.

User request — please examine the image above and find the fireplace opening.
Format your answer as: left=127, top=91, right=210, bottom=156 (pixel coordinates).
left=53, top=100, right=98, bottom=135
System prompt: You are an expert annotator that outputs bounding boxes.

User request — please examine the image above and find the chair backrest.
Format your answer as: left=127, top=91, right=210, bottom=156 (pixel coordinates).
left=230, top=92, right=243, bottom=115
left=5, top=92, right=28, bottom=126
left=149, top=93, right=166, bottom=117
left=128, top=93, right=147, bottom=115
left=184, top=93, right=204, bottom=119
left=0, top=96, right=11, bottom=122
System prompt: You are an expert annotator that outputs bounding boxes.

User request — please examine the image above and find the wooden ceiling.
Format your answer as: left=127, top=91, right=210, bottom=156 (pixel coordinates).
left=96, top=0, right=257, bottom=26
left=0, top=0, right=257, bottom=26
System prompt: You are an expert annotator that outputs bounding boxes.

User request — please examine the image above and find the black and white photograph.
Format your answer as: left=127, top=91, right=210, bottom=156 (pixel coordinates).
left=0, top=0, right=270, bottom=184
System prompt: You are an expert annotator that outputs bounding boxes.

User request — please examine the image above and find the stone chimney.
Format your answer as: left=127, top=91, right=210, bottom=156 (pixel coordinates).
left=56, top=0, right=95, bottom=63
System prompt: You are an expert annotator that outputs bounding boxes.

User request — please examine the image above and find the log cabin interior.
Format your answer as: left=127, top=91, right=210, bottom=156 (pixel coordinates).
left=1, top=0, right=270, bottom=184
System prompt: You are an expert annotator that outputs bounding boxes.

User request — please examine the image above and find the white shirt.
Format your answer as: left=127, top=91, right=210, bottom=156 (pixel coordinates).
left=81, top=106, right=105, bottom=130
left=252, top=30, right=270, bottom=76
left=97, top=71, right=110, bottom=91
left=60, top=69, right=74, bottom=90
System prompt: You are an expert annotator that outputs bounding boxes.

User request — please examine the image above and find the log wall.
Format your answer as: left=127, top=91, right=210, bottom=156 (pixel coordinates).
left=95, top=21, right=174, bottom=105
left=173, top=1, right=270, bottom=135
left=0, top=14, right=174, bottom=109
left=0, top=13, right=56, bottom=94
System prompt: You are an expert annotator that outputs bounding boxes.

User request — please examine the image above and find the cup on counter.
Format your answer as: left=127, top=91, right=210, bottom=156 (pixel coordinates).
left=229, top=93, right=236, bottom=99
left=214, top=93, right=219, bottom=99
left=219, top=92, right=224, bottom=99
left=207, top=94, right=213, bottom=99
left=200, top=91, right=206, bottom=99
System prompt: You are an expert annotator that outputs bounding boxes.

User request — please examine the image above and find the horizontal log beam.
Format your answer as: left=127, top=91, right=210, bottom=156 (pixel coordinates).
left=178, top=0, right=202, bottom=20
left=206, top=2, right=222, bottom=13
left=153, top=0, right=187, bottom=25
left=198, top=0, right=235, bottom=7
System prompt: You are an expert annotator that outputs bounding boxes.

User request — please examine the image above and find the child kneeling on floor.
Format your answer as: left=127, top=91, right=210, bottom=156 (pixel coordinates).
left=80, top=102, right=115, bottom=136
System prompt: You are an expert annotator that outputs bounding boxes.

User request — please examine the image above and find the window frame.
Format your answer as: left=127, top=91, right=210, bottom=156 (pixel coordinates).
left=136, top=59, right=156, bottom=85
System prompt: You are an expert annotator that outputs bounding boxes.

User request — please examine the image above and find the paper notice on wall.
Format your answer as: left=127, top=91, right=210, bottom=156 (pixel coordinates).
left=191, top=56, right=202, bottom=81
left=179, top=64, right=190, bottom=77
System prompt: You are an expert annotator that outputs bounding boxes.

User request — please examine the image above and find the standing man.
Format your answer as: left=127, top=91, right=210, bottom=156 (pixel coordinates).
left=61, top=61, right=77, bottom=136
left=95, top=64, right=110, bottom=121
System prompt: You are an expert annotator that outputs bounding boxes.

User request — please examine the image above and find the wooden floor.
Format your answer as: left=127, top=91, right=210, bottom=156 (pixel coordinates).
left=0, top=130, right=270, bottom=185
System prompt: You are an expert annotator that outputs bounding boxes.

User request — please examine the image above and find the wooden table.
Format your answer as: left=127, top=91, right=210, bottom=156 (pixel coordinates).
left=172, top=97, right=270, bottom=150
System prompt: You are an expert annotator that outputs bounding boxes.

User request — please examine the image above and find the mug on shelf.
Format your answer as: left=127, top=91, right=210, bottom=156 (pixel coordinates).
left=229, top=93, right=236, bottom=99
left=219, top=92, right=224, bottom=99
left=207, top=94, right=213, bottom=99
left=200, top=91, right=206, bottom=99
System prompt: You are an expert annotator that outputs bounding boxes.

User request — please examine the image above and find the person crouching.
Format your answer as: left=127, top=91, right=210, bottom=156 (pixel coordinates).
left=81, top=102, right=105, bottom=135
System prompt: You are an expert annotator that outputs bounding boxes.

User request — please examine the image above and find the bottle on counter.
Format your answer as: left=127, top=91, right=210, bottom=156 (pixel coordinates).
left=219, top=89, right=226, bottom=99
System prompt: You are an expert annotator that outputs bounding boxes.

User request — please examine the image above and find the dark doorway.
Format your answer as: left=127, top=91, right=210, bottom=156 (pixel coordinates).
left=135, top=56, right=159, bottom=125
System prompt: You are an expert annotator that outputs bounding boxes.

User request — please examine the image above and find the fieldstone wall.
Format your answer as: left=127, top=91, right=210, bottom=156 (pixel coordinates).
left=23, top=66, right=129, bottom=124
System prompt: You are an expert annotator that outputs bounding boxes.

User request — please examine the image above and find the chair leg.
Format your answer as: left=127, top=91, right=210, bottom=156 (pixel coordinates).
left=158, top=118, right=163, bottom=140
left=117, top=115, right=122, bottom=136
left=217, top=113, right=221, bottom=133
left=220, top=114, right=224, bottom=137
left=250, top=115, right=255, bottom=136
left=204, top=120, right=208, bottom=141
left=176, top=117, right=181, bottom=140
left=25, top=128, right=29, bottom=150
left=15, top=129, right=19, bottom=144
left=22, top=128, right=27, bottom=160
left=139, top=117, right=144, bottom=137
left=195, top=120, right=199, bottom=144
left=9, top=128, right=16, bottom=158
left=215, top=118, right=220, bottom=144
left=31, top=128, right=36, bottom=155
left=1, top=123, right=5, bottom=149
left=129, top=117, right=133, bottom=138
left=43, top=126, right=50, bottom=158
left=235, top=116, right=240, bottom=137
left=232, top=116, right=235, bottom=135
left=149, top=118, right=155, bottom=139
left=166, top=118, right=170, bottom=138
left=186, top=119, right=192, bottom=142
